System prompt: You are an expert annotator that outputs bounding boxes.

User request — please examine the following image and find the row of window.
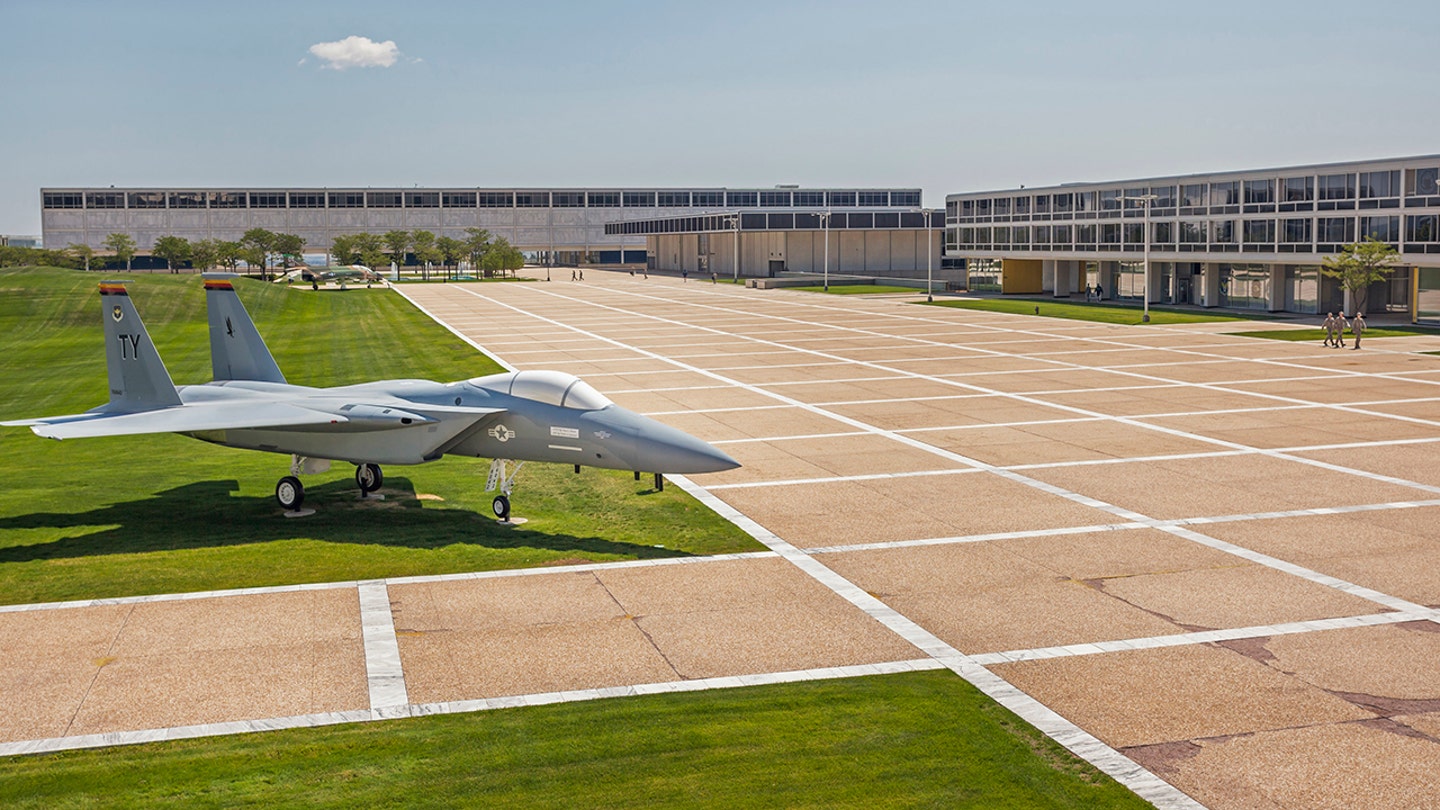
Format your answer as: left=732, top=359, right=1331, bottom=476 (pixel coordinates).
left=950, top=214, right=1438, bottom=250
left=947, top=167, right=1440, bottom=223
left=606, top=210, right=939, bottom=236
left=42, top=189, right=922, bottom=211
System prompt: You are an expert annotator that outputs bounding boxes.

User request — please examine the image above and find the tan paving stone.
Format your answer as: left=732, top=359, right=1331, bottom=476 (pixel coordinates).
left=71, top=639, right=368, bottom=736
left=1197, top=508, right=1437, bottom=560
left=1039, top=387, right=1280, bottom=417
left=1395, top=711, right=1440, bottom=739
left=1098, top=564, right=1385, bottom=630
left=1263, top=622, right=1440, bottom=701
left=991, top=645, right=1373, bottom=749
left=1028, top=454, right=1429, bottom=520
left=696, top=406, right=857, bottom=439
left=1003, top=528, right=1241, bottom=580
left=827, top=395, right=1076, bottom=430
left=1145, top=407, right=1432, bottom=449
left=920, top=420, right=1222, bottom=466
left=112, top=590, right=362, bottom=655
left=634, top=603, right=915, bottom=679
left=1360, top=398, right=1440, bottom=421
left=717, top=472, right=1115, bottom=548
left=949, top=368, right=1144, bottom=394
left=1130, top=721, right=1440, bottom=810
left=823, top=543, right=1179, bottom=653
left=1297, top=442, right=1440, bottom=488
left=1232, top=375, right=1440, bottom=404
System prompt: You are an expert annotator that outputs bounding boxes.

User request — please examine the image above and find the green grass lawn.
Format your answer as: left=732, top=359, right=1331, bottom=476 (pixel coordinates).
left=1228, top=326, right=1437, bottom=341
left=0, top=268, right=759, bottom=604
left=0, top=671, right=1151, bottom=809
left=924, top=298, right=1250, bottom=325
left=793, top=284, right=921, bottom=295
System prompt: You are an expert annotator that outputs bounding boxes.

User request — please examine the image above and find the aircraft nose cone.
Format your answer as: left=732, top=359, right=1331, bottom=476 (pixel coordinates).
left=589, top=408, right=740, bottom=474
left=644, top=425, right=740, bottom=474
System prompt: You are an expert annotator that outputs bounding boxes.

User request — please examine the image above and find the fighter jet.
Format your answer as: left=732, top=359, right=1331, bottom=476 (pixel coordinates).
left=1, top=275, right=738, bottom=519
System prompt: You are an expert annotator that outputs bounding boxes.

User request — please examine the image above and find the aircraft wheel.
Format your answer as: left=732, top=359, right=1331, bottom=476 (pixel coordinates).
left=492, top=495, right=511, bottom=521
left=356, top=463, right=383, bottom=494
left=276, top=476, right=305, bottom=511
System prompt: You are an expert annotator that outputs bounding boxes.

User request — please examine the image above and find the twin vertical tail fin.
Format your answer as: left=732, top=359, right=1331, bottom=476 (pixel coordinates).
left=100, top=281, right=183, bottom=412
left=203, top=273, right=287, bottom=384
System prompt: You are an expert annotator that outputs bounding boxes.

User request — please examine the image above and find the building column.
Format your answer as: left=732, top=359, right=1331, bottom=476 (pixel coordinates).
left=1148, top=261, right=1163, bottom=304
left=1268, top=264, right=1285, bottom=311
left=1199, top=263, right=1221, bottom=307
left=1042, top=260, right=1056, bottom=294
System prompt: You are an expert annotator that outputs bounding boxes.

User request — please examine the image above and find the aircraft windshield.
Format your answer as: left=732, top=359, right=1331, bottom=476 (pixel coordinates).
left=468, top=371, right=613, bottom=410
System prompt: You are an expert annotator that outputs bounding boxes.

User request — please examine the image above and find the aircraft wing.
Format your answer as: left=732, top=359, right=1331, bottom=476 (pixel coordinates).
left=4, top=401, right=356, bottom=440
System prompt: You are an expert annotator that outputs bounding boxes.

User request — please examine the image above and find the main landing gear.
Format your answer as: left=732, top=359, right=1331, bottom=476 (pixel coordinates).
left=272, top=456, right=384, bottom=511
left=486, top=458, right=525, bottom=522
left=356, top=462, right=383, bottom=496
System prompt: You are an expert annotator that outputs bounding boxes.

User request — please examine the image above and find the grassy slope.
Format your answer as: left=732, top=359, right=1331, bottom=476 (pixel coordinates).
left=0, top=672, right=1151, bottom=809
left=924, top=298, right=1248, bottom=325
left=0, top=269, right=759, bottom=604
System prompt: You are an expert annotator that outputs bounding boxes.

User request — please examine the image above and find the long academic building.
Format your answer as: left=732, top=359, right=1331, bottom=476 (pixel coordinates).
left=945, top=155, right=1440, bottom=320
left=39, top=186, right=921, bottom=266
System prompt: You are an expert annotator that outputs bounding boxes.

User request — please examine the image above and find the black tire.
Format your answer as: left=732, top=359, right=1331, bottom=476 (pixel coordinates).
left=492, top=495, right=511, bottom=521
left=276, top=476, right=305, bottom=510
left=356, top=463, right=383, bottom=493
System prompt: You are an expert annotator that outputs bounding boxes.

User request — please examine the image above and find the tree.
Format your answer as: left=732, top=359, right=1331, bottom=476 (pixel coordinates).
left=436, top=236, right=465, bottom=279
left=151, top=235, right=192, bottom=274
left=68, top=242, right=95, bottom=272
left=240, top=228, right=277, bottom=279
left=103, top=233, right=137, bottom=271
left=216, top=240, right=243, bottom=272
left=1321, top=237, right=1401, bottom=314
left=382, top=230, right=411, bottom=273
left=273, top=232, right=306, bottom=269
left=330, top=234, right=358, bottom=265
left=190, top=239, right=220, bottom=272
left=482, top=236, right=524, bottom=278
left=411, top=230, right=439, bottom=280
left=350, top=232, right=386, bottom=270
left=463, top=227, right=492, bottom=275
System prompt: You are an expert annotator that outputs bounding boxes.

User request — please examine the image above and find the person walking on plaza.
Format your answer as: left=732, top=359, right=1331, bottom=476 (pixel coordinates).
left=1351, top=312, right=1366, bottom=349
left=570, top=269, right=577, bottom=281
left=578, top=268, right=584, bottom=281
left=1322, top=312, right=1336, bottom=347
left=682, top=268, right=689, bottom=282
left=1334, top=312, right=1349, bottom=348
left=1094, top=283, right=1103, bottom=301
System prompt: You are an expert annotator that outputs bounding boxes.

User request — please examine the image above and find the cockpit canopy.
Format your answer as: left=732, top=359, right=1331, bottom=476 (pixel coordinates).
left=467, top=370, right=613, bottom=410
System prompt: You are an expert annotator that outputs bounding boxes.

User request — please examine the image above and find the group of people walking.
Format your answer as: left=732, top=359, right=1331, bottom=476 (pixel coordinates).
left=1322, top=311, right=1366, bottom=349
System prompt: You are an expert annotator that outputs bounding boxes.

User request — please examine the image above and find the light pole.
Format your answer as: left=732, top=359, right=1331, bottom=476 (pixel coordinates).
left=914, top=207, right=934, bottom=302
left=727, top=213, right=740, bottom=282
left=1124, top=193, right=1158, bottom=323
left=818, top=210, right=831, bottom=291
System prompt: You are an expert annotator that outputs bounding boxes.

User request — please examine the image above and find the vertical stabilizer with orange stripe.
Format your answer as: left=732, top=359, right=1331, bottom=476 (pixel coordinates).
left=99, top=281, right=183, bottom=412
left=203, top=273, right=287, bottom=383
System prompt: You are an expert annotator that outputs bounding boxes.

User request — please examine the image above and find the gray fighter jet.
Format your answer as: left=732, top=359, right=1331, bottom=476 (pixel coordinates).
left=2, top=275, right=738, bottom=518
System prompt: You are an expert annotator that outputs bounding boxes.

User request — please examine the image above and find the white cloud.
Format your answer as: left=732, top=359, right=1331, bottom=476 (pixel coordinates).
left=307, top=36, right=400, bottom=70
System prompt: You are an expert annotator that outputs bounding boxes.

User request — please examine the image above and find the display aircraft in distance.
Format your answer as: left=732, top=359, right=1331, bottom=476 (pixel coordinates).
left=1, top=275, right=738, bottom=519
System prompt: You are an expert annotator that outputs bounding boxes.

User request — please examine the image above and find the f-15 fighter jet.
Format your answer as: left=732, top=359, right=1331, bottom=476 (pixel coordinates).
left=2, top=275, right=738, bottom=518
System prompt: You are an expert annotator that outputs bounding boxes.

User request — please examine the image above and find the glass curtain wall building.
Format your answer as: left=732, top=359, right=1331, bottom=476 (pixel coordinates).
left=945, top=156, right=1440, bottom=320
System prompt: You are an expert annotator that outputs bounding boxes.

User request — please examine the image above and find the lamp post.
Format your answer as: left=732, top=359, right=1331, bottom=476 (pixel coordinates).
left=914, top=207, right=934, bottom=302
left=818, top=210, right=831, bottom=291
left=1124, top=193, right=1159, bottom=323
left=727, top=213, right=740, bottom=282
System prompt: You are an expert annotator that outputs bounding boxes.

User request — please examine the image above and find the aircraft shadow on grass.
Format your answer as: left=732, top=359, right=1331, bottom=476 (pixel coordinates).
left=0, top=478, right=689, bottom=564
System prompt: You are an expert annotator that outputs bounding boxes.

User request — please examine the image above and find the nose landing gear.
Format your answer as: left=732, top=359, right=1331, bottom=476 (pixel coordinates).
left=485, top=458, right=525, bottom=523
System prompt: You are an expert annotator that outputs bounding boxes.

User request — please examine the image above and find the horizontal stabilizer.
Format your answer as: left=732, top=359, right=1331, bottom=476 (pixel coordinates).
left=18, top=401, right=350, bottom=440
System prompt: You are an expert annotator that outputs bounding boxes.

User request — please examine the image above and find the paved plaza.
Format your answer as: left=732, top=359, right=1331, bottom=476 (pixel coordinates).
left=4, top=272, right=1440, bottom=808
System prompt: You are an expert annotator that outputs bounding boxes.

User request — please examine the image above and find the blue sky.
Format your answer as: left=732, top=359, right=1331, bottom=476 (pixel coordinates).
left=4, top=0, right=1438, bottom=235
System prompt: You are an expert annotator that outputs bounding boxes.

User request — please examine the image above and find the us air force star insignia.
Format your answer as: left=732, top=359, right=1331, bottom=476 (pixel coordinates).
left=488, top=424, right=515, bottom=442
left=112, top=305, right=123, bottom=322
